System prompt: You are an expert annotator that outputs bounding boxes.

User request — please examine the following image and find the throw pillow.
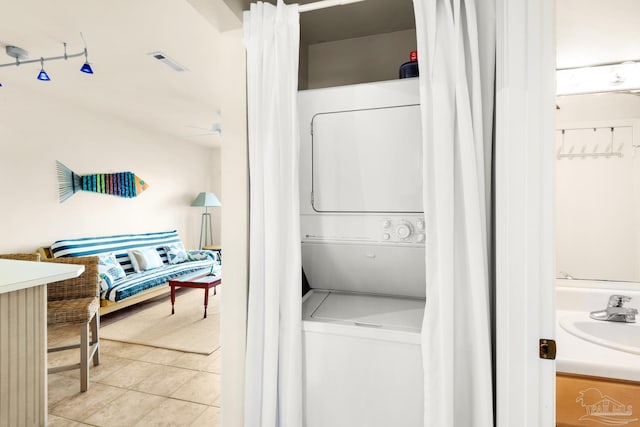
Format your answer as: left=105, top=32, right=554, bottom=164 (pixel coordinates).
left=188, top=249, right=216, bottom=262
left=163, top=242, right=189, bottom=265
left=98, top=253, right=126, bottom=291
left=128, top=247, right=164, bottom=272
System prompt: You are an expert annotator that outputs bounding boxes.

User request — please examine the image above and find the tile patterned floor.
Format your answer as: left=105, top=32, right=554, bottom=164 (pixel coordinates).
left=47, top=301, right=221, bottom=427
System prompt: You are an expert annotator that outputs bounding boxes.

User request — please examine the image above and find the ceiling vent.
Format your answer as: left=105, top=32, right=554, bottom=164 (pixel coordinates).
left=148, top=51, right=188, bottom=72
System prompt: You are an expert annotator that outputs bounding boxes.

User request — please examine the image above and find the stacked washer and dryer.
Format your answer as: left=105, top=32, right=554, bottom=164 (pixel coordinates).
left=299, top=78, right=425, bottom=426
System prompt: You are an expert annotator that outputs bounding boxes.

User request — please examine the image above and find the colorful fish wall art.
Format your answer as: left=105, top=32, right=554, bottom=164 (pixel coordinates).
left=56, top=161, right=149, bottom=203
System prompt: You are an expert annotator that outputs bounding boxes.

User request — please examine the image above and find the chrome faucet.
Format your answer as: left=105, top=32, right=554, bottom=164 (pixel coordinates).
left=560, top=271, right=574, bottom=280
left=590, top=295, right=638, bottom=323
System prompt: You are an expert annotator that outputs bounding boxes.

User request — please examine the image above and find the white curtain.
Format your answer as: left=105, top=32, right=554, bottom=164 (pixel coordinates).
left=243, top=2, right=302, bottom=426
left=412, top=0, right=495, bottom=426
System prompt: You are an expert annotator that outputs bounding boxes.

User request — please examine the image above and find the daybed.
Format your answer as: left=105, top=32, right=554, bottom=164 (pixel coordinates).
left=38, top=230, right=220, bottom=315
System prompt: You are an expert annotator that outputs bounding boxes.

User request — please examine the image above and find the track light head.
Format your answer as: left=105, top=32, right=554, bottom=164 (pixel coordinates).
left=37, top=69, right=51, bottom=81
left=37, top=58, right=50, bottom=81
left=80, top=62, right=93, bottom=74
left=80, top=47, right=93, bottom=74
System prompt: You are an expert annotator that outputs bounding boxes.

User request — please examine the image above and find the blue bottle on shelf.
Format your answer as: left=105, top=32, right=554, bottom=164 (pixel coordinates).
left=399, top=51, right=419, bottom=79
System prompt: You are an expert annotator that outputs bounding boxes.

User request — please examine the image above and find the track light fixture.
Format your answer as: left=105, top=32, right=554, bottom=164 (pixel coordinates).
left=80, top=60, right=93, bottom=74
left=37, top=58, right=51, bottom=81
left=0, top=34, right=93, bottom=86
left=80, top=47, right=93, bottom=74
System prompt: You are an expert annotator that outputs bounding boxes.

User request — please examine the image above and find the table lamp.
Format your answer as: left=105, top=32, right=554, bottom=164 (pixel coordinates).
left=191, top=192, right=221, bottom=249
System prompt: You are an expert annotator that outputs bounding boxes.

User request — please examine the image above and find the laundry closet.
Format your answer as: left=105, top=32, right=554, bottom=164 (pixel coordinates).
left=297, top=5, right=424, bottom=425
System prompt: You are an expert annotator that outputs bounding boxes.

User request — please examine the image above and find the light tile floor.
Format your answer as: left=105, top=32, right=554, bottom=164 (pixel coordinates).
left=47, top=307, right=221, bottom=426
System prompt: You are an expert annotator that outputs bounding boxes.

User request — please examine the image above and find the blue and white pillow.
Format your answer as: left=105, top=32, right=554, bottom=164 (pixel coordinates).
left=128, top=247, right=164, bottom=272
left=188, top=249, right=218, bottom=263
left=163, top=242, right=189, bottom=265
left=98, top=253, right=126, bottom=291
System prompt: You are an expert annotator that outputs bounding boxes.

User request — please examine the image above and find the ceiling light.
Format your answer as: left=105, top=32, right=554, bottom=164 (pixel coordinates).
left=557, top=61, right=640, bottom=95
left=80, top=62, right=93, bottom=74
left=607, top=68, right=625, bottom=85
left=0, top=34, right=93, bottom=85
left=37, top=58, right=51, bottom=81
left=80, top=63, right=93, bottom=74
left=80, top=48, right=93, bottom=74
left=37, top=71, right=51, bottom=81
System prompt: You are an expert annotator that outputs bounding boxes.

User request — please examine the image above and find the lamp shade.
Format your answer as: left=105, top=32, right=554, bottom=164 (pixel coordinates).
left=191, top=192, right=221, bottom=207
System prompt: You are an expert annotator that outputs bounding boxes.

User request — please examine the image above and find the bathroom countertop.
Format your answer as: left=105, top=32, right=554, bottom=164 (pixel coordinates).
left=556, top=309, right=640, bottom=382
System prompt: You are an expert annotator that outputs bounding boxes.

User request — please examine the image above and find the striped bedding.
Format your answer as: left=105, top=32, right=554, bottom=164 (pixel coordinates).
left=50, top=230, right=217, bottom=302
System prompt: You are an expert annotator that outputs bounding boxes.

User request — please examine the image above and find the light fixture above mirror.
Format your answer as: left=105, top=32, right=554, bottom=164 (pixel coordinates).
left=557, top=61, right=640, bottom=96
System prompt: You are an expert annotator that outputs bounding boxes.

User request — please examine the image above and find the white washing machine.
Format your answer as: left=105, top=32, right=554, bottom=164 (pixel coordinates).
left=302, top=289, right=424, bottom=427
left=299, top=79, right=425, bottom=427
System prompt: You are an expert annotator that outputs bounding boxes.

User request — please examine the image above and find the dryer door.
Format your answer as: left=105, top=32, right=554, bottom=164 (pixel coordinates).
left=311, top=104, right=422, bottom=213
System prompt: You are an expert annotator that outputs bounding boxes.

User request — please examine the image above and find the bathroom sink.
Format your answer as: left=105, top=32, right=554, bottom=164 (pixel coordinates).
left=559, top=312, right=640, bottom=355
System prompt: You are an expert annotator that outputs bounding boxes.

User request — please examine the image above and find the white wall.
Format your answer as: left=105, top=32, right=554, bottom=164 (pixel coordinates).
left=0, top=97, right=220, bottom=253
left=306, top=29, right=416, bottom=89
left=217, top=29, right=248, bottom=427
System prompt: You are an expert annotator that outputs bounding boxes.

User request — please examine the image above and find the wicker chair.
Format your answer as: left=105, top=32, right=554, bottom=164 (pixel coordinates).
left=43, top=256, right=100, bottom=392
left=0, top=253, right=40, bottom=262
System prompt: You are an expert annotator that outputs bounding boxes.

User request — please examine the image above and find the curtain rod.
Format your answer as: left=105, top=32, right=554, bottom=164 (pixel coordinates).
left=298, top=0, right=367, bottom=13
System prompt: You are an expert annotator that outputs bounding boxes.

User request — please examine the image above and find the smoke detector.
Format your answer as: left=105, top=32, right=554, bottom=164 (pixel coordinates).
left=148, top=51, right=188, bottom=72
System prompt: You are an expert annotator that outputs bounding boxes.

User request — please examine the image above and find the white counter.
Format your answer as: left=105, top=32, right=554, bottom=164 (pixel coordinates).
left=0, top=258, right=84, bottom=294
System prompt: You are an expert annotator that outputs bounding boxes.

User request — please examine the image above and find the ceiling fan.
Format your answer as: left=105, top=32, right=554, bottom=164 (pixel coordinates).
left=186, top=122, right=222, bottom=137
left=185, top=110, right=222, bottom=141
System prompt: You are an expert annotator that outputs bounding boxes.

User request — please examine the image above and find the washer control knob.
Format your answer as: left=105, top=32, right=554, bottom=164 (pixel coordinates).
left=396, top=222, right=413, bottom=240
left=382, top=219, right=391, bottom=228
left=416, top=233, right=426, bottom=243
left=382, top=233, right=391, bottom=241
left=416, top=219, right=425, bottom=230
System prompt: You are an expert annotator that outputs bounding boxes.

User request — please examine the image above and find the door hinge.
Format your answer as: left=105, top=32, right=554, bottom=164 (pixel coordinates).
left=539, top=338, right=556, bottom=360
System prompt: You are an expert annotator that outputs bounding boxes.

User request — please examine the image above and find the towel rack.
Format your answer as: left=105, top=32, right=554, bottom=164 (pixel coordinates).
left=556, top=127, right=623, bottom=159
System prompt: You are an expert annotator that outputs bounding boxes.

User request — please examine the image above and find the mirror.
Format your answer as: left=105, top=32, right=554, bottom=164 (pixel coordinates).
left=555, top=92, right=640, bottom=282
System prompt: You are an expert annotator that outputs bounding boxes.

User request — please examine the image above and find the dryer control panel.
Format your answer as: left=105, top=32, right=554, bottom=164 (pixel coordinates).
left=301, top=214, right=425, bottom=246
left=380, top=218, right=425, bottom=244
